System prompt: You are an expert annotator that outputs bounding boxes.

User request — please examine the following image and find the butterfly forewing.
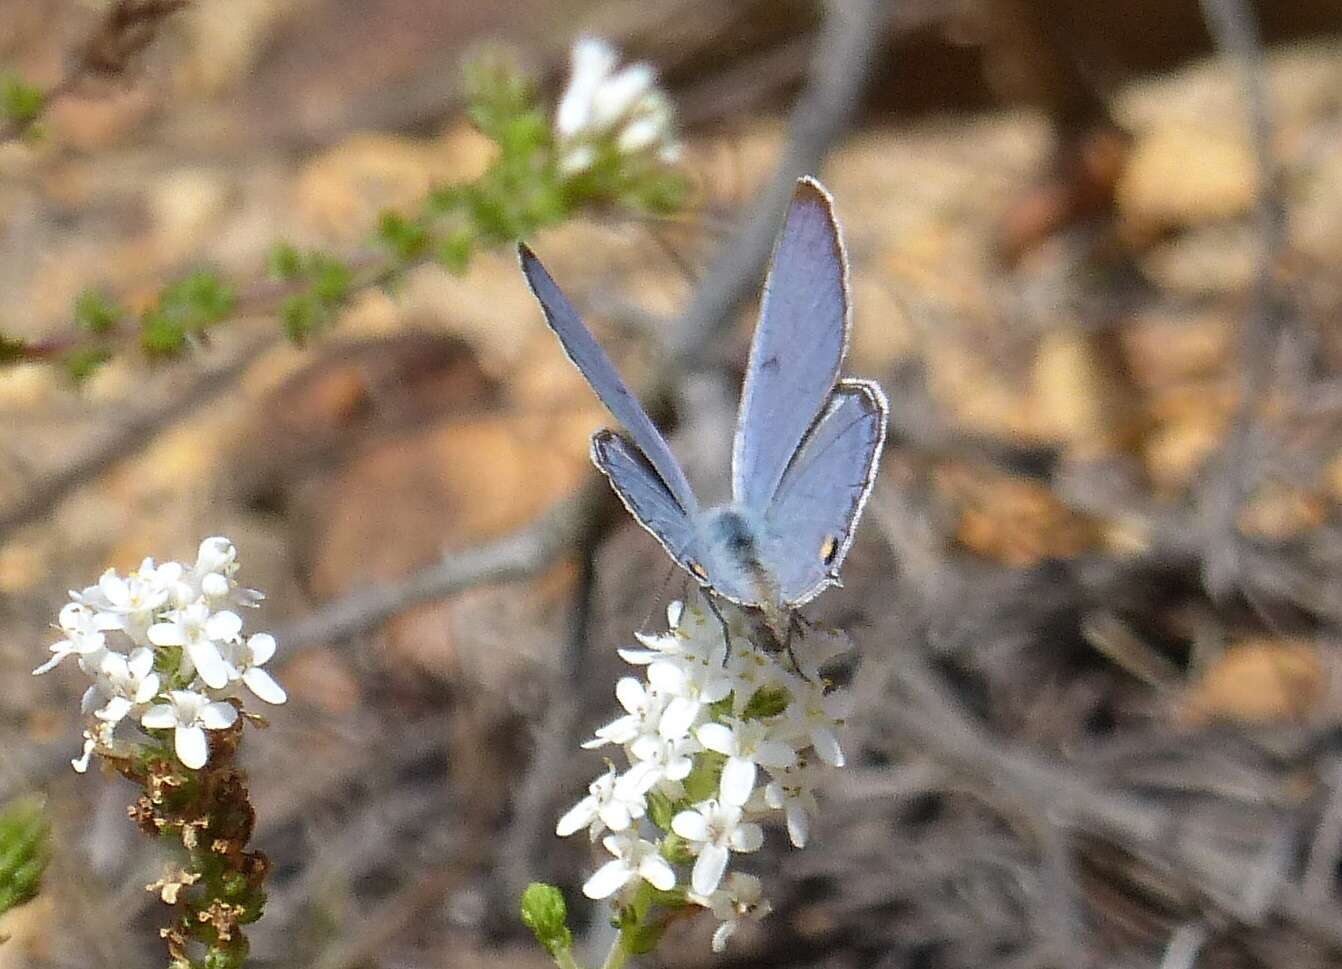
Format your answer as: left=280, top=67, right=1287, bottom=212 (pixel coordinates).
left=731, top=178, right=850, bottom=513
left=519, top=244, right=700, bottom=515
left=760, top=380, right=888, bottom=606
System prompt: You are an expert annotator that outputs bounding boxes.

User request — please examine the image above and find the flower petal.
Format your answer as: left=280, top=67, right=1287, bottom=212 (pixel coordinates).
left=691, top=843, right=729, bottom=896
left=96, top=696, right=133, bottom=723
left=583, top=859, right=633, bottom=900
left=671, top=809, right=709, bottom=843
left=243, top=667, right=287, bottom=704
left=811, top=727, right=844, bottom=767
left=555, top=797, right=598, bottom=837
left=199, top=702, right=238, bottom=730
left=140, top=704, right=177, bottom=729
left=695, top=722, right=734, bottom=756
left=205, top=610, right=242, bottom=641
left=719, top=757, right=757, bottom=806
left=147, top=622, right=184, bottom=647
left=638, top=853, right=676, bottom=892
left=175, top=724, right=209, bottom=769
left=186, top=641, right=230, bottom=689
left=247, top=633, right=276, bottom=666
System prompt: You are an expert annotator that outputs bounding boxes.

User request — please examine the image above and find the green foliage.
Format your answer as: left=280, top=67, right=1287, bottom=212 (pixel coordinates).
left=270, top=245, right=355, bottom=344
left=683, top=750, right=725, bottom=803
left=741, top=685, right=791, bottom=720
left=0, top=73, right=44, bottom=127
left=73, top=288, right=124, bottom=335
left=521, top=883, right=574, bottom=960
left=376, top=211, right=431, bottom=264
left=0, top=795, right=49, bottom=917
left=63, top=346, right=113, bottom=382
left=140, top=271, right=237, bottom=356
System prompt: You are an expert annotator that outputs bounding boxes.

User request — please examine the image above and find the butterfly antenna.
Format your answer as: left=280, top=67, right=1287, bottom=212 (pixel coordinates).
left=637, top=561, right=684, bottom=635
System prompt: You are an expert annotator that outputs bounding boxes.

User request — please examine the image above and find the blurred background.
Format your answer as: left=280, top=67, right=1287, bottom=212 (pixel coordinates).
left=4, top=0, right=1342, bottom=966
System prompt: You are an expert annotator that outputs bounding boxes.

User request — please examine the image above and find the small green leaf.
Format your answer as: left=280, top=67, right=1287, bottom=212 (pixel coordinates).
left=645, top=789, right=679, bottom=832
left=0, top=74, right=44, bottom=126
left=376, top=210, right=431, bottom=263
left=64, top=346, right=112, bottom=381
left=279, top=293, right=320, bottom=344
left=74, top=288, right=124, bottom=335
left=267, top=242, right=302, bottom=281
left=435, top=228, right=473, bottom=276
left=660, top=832, right=695, bottom=866
left=741, top=686, right=791, bottom=720
left=307, top=253, right=352, bottom=307
left=520, top=883, right=574, bottom=959
left=683, top=751, right=725, bottom=803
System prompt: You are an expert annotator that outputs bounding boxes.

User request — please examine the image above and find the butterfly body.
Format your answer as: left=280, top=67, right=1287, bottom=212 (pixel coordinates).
left=523, top=177, right=887, bottom=634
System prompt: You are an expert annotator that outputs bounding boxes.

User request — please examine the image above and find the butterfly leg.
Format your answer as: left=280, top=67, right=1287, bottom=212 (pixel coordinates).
left=701, top=593, right=735, bottom=664
left=784, top=610, right=811, bottom=680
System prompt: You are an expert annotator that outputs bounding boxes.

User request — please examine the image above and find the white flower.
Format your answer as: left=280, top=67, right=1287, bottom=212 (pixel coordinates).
left=777, top=679, right=848, bottom=767
left=554, top=36, right=680, bottom=176
left=626, top=732, right=699, bottom=790
left=146, top=602, right=239, bottom=689
left=696, top=717, right=796, bottom=806
left=33, top=602, right=119, bottom=674
left=555, top=766, right=649, bottom=840
left=140, top=690, right=238, bottom=769
left=582, top=676, right=667, bottom=749
left=671, top=799, right=764, bottom=896
left=191, top=536, right=262, bottom=607
left=688, top=871, right=771, bottom=953
left=762, top=760, right=821, bottom=848
left=83, top=561, right=180, bottom=642
left=219, top=633, right=286, bottom=704
left=83, top=648, right=160, bottom=725
left=647, top=655, right=732, bottom=740
left=582, top=833, right=676, bottom=900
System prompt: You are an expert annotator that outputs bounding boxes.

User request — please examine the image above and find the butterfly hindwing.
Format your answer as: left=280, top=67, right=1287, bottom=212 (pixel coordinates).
left=759, top=380, right=888, bottom=606
left=591, top=429, right=701, bottom=577
left=731, top=178, right=849, bottom=512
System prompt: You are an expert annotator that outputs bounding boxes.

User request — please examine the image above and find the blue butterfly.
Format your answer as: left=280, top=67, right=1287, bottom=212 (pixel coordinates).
left=520, top=177, right=888, bottom=637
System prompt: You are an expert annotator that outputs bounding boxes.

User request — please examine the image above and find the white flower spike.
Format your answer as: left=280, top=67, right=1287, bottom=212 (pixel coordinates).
left=38, top=536, right=284, bottom=775
left=554, top=599, right=848, bottom=952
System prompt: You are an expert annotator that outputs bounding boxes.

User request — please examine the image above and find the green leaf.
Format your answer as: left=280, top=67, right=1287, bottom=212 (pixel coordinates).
left=307, top=253, right=353, bottom=307
left=279, top=293, right=320, bottom=344
left=376, top=210, right=431, bottom=263
left=64, top=346, right=112, bottom=382
left=0, top=795, right=49, bottom=916
left=645, top=789, right=679, bottom=832
left=520, top=883, right=574, bottom=959
left=74, top=288, right=124, bottom=335
left=435, top=228, right=474, bottom=276
left=0, top=74, right=44, bottom=126
left=741, top=686, right=791, bottom=720
left=267, top=242, right=302, bottom=281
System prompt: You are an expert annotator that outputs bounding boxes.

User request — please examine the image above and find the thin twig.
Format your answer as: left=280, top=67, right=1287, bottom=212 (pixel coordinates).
left=273, top=487, right=607, bottom=650
left=670, top=0, right=884, bottom=363
left=1194, top=0, right=1296, bottom=601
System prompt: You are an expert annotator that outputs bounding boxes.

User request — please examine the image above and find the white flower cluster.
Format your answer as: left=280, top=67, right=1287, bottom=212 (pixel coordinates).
left=556, top=601, right=848, bottom=952
left=554, top=37, right=681, bottom=177
left=34, top=537, right=285, bottom=772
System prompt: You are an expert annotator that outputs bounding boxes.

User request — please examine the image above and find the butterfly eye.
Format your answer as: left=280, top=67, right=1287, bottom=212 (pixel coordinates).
left=689, top=561, right=709, bottom=582
left=820, top=535, right=839, bottom=566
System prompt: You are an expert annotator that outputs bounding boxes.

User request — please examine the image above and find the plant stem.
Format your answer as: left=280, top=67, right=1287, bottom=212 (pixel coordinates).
left=598, top=932, right=631, bottom=969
